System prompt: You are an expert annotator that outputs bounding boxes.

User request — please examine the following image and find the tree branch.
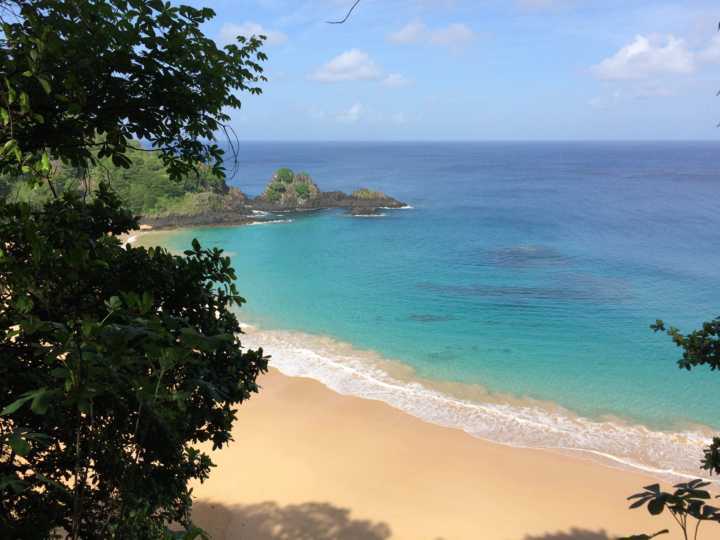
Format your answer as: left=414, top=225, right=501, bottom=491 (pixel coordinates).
left=326, top=0, right=361, bottom=24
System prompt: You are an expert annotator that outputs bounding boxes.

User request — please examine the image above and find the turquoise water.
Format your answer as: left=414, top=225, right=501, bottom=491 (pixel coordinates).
left=161, top=142, right=720, bottom=476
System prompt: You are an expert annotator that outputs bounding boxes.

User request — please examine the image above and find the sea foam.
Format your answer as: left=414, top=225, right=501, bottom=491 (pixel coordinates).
left=240, top=325, right=714, bottom=483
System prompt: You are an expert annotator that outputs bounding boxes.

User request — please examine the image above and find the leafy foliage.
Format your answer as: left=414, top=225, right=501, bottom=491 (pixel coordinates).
left=651, top=319, right=720, bottom=474
left=265, top=182, right=285, bottom=202
left=0, top=0, right=267, bottom=182
left=622, top=480, right=719, bottom=540
left=0, top=1, right=270, bottom=537
left=262, top=168, right=318, bottom=205
left=275, top=168, right=294, bottom=184
left=295, top=183, right=310, bottom=199
left=0, top=187, right=268, bottom=537
left=1, top=146, right=230, bottom=216
left=623, top=318, right=720, bottom=539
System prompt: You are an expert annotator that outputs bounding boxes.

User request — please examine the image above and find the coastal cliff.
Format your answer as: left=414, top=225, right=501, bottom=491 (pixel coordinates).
left=139, top=168, right=406, bottom=229
left=139, top=187, right=255, bottom=229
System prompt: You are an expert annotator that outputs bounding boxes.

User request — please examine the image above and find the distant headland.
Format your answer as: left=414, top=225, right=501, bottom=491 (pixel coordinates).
left=140, top=168, right=407, bottom=230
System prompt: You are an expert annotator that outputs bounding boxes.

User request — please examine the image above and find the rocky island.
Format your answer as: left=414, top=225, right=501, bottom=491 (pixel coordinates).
left=140, top=168, right=407, bottom=229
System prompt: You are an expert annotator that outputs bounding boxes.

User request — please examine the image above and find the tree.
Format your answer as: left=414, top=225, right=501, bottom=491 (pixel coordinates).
left=651, top=319, right=720, bottom=474
left=622, top=480, right=718, bottom=540
left=0, top=0, right=269, bottom=537
left=1, top=188, right=268, bottom=538
left=0, top=0, right=266, bottom=184
left=623, top=319, right=720, bottom=539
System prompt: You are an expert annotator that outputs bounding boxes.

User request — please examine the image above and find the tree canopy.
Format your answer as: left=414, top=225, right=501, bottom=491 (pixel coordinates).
left=0, top=188, right=268, bottom=538
left=0, top=0, right=269, bottom=537
left=0, top=0, right=266, bottom=183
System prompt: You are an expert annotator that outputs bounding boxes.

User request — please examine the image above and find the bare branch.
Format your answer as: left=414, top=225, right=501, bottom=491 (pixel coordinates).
left=327, top=0, right=361, bottom=24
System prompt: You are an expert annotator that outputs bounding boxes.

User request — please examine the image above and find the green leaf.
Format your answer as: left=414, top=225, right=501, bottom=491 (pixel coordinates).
left=1, top=138, right=17, bottom=157
left=9, top=433, right=31, bottom=457
left=105, top=296, right=123, bottom=311
left=37, top=76, right=51, bottom=94
left=1, top=394, right=34, bottom=416
left=40, top=152, right=51, bottom=173
left=30, top=388, right=52, bottom=415
left=19, top=91, right=30, bottom=111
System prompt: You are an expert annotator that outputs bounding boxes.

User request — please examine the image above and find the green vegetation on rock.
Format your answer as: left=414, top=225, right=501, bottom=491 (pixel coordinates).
left=262, top=168, right=319, bottom=206
left=276, top=167, right=295, bottom=184
left=352, top=188, right=387, bottom=200
left=295, top=183, right=311, bottom=198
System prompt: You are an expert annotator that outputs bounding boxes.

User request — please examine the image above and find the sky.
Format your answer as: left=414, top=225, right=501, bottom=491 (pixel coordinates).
left=191, top=0, right=720, bottom=140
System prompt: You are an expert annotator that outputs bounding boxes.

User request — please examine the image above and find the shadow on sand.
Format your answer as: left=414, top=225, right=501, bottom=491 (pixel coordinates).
left=191, top=502, right=619, bottom=540
left=523, top=530, right=611, bottom=540
left=190, top=500, right=392, bottom=540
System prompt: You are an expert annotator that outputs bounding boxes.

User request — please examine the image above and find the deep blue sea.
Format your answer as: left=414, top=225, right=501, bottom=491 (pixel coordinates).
left=159, top=142, right=720, bottom=478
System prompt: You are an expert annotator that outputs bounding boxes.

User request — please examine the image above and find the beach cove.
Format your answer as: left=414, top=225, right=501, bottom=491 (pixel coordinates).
left=135, top=141, right=720, bottom=537
left=187, top=369, right=668, bottom=540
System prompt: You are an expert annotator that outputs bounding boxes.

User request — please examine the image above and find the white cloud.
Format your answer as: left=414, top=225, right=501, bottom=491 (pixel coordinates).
left=388, top=20, right=427, bottom=44
left=382, top=73, right=412, bottom=88
left=592, top=35, right=695, bottom=81
left=429, top=23, right=475, bottom=47
left=387, top=20, right=476, bottom=49
left=218, top=22, right=288, bottom=47
left=310, top=49, right=381, bottom=83
left=336, top=103, right=364, bottom=123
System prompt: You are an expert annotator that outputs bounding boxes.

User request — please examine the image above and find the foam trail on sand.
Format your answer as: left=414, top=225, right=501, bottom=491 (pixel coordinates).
left=240, top=326, right=713, bottom=483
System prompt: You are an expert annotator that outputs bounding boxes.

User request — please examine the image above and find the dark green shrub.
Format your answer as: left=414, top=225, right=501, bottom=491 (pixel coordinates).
left=295, top=183, right=310, bottom=198
left=276, top=168, right=294, bottom=184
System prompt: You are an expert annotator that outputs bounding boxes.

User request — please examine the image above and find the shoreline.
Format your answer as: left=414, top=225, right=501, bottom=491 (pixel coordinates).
left=134, top=228, right=714, bottom=485
left=239, top=325, right=713, bottom=485
left=130, top=201, right=414, bottom=235
left=189, top=369, right=673, bottom=539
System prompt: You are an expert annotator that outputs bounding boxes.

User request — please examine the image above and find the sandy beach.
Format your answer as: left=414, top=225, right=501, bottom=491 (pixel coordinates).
left=189, top=369, right=673, bottom=540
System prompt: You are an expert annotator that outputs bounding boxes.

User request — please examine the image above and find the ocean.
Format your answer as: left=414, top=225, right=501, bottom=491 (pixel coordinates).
left=160, top=141, right=720, bottom=479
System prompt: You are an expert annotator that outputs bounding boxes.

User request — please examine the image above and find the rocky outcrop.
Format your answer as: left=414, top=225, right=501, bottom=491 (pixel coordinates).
left=252, top=169, right=405, bottom=213
left=139, top=169, right=407, bottom=230
left=254, top=169, right=321, bottom=210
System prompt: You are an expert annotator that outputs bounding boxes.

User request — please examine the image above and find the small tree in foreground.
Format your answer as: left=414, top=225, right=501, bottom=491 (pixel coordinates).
left=622, top=319, right=720, bottom=540
left=0, top=186, right=268, bottom=538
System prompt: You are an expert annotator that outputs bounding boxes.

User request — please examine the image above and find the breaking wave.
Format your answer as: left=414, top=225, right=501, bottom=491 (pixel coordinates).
left=239, top=325, right=714, bottom=483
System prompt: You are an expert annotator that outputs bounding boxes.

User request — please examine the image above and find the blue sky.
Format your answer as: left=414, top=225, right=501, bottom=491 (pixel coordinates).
left=194, top=0, right=720, bottom=140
